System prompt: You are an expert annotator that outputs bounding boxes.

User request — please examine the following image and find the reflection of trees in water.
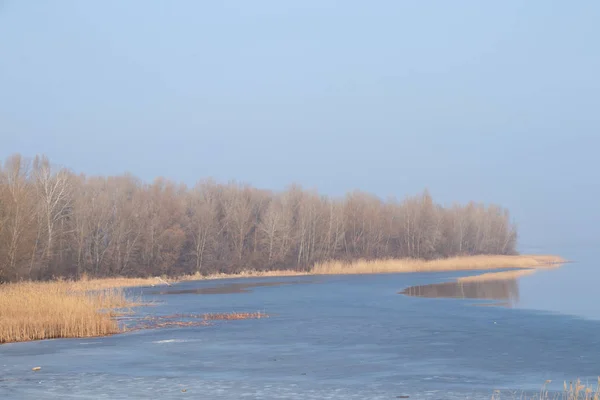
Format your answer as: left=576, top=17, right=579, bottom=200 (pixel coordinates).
left=157, top=281, right=303, bottom=295
left=401, top=279, right=520, bottom=303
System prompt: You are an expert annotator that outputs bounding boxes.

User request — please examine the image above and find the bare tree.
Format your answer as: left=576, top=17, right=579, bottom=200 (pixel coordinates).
left=69, top=175, right=90, bottom=277
left=32, top=155, right=73, bottom=271
left=223, top=183, right=255, bottom=264
left=187, top=180, right=224, bottom=273
left=258, top=197, right=280, bottom=264
left=108, top=175, right=144, bottom=276
left=0, top=155, right=35, bottom=279
left=320, top=198, right=346, bottom=259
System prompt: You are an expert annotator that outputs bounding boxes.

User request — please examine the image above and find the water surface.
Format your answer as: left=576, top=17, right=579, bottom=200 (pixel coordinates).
left=1, top=249, right=599, bottom=400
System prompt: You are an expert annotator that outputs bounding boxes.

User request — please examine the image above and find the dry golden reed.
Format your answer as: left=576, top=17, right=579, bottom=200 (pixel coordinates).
left=202, top=311, right=268, bottom=320
left=457, top=268, right=538, bottom=283
left=492, top=378, right=600, bottom=400
left=57, top=255, right=565, bottom=287
left=179, top=269, right=308, bottom=282
left=312, top=255, right=564, bottom=275
left=0, top=281, right=134, bottom=344
left=128, top=312, right=268, bottom=331
left=69, top=274, right=172, bottom=291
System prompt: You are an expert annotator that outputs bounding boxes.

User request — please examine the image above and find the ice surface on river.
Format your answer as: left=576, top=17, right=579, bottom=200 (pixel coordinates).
left=2, top=250, right=600, bottom=399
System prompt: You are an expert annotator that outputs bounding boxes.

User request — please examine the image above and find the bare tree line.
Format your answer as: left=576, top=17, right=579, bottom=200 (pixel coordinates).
left=0, top=154, right=517, bottom=282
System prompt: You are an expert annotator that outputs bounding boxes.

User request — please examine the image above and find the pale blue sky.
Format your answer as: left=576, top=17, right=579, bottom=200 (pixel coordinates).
left=1, top=1, right=599, bottom=250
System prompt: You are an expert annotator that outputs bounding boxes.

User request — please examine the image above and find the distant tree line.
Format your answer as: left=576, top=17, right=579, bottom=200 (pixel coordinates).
left=0, top=154, right=517, bottom=282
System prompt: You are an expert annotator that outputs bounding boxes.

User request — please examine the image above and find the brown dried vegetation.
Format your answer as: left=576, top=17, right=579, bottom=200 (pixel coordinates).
left=129, top=312, right=268, bottom=331
left=492, top=378, right=600, bottom=400
left=0, top=281, right=134, bottom=343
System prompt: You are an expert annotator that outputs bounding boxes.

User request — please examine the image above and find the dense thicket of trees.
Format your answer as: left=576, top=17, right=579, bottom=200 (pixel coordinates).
left=0, top=154, right=517, bottom=282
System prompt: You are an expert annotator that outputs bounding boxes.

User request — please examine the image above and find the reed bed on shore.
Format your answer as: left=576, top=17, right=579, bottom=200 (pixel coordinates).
left=311, top=255, right=564, bottom=275
left=0, top=281, right=133, bottom=344
left=457, top=268, right=538, bottom=283
left=1, top=255, right=564, bottom=343
left=492, top=378, right=600, bottom=400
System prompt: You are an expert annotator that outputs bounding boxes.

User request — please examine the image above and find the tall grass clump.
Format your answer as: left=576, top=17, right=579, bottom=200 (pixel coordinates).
left=312, top=255, right=564, bottom=275
left=493, top=378, right=600, bottom=400
left=0, top=281, right=134, bottom=344
left=69, top=274, right=172, bottom=291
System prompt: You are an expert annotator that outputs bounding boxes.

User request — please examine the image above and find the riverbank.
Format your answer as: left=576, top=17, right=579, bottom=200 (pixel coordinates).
left=0, top=254, right=564, bottom=344
left=181, top=254, right=565, bottom=282
left=310, top=254, right=564, bottom=275
left=18, top=255, right=563, bottom=290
